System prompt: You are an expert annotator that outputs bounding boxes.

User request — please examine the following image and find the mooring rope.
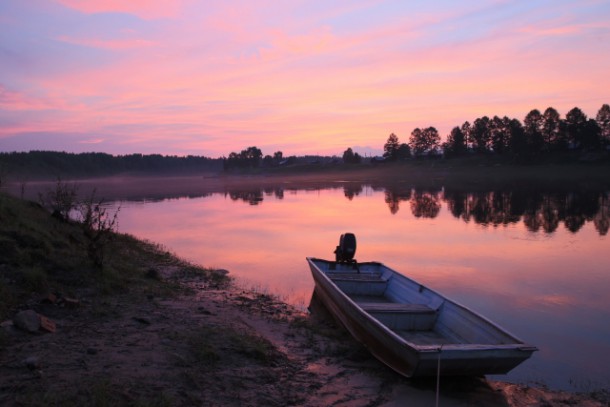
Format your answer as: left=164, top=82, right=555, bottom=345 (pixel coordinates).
left=436, top=345, right=442, bottom=407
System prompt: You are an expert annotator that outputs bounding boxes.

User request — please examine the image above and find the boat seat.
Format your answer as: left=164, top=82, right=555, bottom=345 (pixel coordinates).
left=358, top=303, right=435, bottom=314
left=328, top=273, right=385, bottom=283
left=359, top=302, right=437, bottom=331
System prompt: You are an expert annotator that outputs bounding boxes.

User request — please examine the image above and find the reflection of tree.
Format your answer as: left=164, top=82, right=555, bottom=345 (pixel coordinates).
left=445, top=190, right=468, bottom=220
left=410, top=191, right=440, bottom=218
left=384, top=188, right=412, bottom=215
left=227, top=190, right=264, bottom=205
left=440, top=188, right=607, bottom=236
left=343, top=184, right=363, bottom=200
left=264, top=187, right=284, bottom=200
left=593, top=194, right=609, bottom=235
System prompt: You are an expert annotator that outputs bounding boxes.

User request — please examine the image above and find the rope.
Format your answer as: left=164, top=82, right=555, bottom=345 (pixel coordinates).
left=436, top=345, right=442, bottom=407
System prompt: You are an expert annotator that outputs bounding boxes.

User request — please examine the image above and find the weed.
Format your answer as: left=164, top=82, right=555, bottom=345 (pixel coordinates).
left=20, top=266, right=48, bottom=293
left=37, top=177, right=79, bottom=221
left=187, top=325, right=283, bottom=368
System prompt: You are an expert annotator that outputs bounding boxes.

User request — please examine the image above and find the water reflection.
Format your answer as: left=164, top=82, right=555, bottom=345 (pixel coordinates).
left=224, top=183, right=609, bottom=236
left=108, top=181, right=608, bottom=392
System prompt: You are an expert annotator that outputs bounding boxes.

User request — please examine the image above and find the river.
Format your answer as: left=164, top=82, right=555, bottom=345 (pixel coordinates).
left=92, top=179, right=609, bottom=393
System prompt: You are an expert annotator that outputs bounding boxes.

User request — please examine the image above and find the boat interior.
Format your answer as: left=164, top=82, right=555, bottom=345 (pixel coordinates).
left=322, top=260, right=519, bottom=347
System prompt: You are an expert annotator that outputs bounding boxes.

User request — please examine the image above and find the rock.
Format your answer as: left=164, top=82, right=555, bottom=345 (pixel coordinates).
left=61, top=297, right=80, bottom=308
left=13, top=310, right=40, bottom=333
left=39, top=315, right=56, bottom=333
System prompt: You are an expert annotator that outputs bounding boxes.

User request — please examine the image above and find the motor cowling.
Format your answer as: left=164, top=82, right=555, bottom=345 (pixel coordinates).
left=334, top=233, right=356, bottom=263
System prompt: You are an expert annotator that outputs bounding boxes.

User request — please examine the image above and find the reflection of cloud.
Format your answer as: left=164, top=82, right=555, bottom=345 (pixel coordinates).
left=538, top=294, right=574, bottom=307
left=79, top=138, right=105, bottom=144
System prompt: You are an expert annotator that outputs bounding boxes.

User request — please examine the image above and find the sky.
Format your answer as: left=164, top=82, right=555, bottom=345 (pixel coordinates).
left=1, top=0, right=609, bottom=158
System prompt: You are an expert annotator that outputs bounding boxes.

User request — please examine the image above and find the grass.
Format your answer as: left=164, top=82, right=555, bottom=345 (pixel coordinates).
left=187, top=324, right=284, bottom=367
left=0, top=191, right=230, bottom=321
left=12, top=377, right=175, bottom=407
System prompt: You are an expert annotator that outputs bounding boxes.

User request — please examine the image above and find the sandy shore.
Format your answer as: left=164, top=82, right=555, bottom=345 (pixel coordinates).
left=1, top=263, right=606, bottom=406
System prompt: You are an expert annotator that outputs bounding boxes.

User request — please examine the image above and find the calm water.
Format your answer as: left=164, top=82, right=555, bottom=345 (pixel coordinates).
left=111, top=184, right=609, bottom=392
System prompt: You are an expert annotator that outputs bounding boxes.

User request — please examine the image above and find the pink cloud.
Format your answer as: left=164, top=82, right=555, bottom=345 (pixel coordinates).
left=2, top=1, right=609, bottom=156
left=56, top=35, right=157, bottom=50
left=55, top=0, right=188, bottom=19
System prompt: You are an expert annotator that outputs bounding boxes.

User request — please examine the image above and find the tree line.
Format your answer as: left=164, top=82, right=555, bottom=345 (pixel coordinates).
left=0, top=151, right=223, bottom=181
left=381, top=104, right=610, bottom=160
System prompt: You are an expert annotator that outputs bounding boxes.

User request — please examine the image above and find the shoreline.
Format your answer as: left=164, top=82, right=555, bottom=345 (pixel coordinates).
left=1, top=243, right=607, bottom=406
left=1, top=181, right=608, bottom=405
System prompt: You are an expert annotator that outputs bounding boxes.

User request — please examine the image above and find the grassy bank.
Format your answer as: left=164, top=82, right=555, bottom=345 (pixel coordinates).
left=0, top=191, right=228, bottom=322
left=1, top=192, right=608, bottom=406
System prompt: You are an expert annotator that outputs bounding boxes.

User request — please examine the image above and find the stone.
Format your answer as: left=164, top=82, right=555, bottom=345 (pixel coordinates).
left=39, top=315, right=56, bottom=333
left=13, top=310, right=40, bottom=333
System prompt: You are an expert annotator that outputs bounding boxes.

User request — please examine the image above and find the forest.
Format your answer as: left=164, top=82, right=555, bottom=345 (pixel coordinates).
left=0, top=151, right=223, bottom=182
left=382, top=104, right=610, bottom=160
left=1, top=104, right=609, bottom=180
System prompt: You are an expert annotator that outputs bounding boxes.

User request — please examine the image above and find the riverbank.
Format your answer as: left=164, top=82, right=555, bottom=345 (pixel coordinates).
left=0, top=193, right=607, bottom=406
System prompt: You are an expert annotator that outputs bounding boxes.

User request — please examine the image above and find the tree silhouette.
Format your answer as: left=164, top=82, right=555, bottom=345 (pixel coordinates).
left=565, top=107, right=588, bottom=149
left=524, top=109, right=544, bottom=155
left=342, top=147, right=362, bottom=164
left=491, top=116, right=510, bottom=154
left=443, top=126, right=467, bottom=157
left=542, top=107, right=562, bottom=151
left=383, top=133, right=400, bottom=160
left=409, top=127, right=440, bottom=157
left=596, top=104, right=610, bottom=147
left=470, top=117, right=491, bottom=153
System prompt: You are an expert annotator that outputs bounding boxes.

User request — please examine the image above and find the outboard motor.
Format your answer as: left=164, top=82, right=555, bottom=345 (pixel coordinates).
left=334, top=233, right=357, bottom=263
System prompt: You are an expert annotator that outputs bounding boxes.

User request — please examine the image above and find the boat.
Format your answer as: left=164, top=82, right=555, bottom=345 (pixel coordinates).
left=306, top=233, right=537, bottom=377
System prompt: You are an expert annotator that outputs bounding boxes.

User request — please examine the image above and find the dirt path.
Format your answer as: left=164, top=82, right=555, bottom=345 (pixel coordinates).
left=1, top=271, right=606, bottom=406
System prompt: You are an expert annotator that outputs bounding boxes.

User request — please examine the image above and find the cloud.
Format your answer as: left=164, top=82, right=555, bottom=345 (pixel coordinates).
left=1, top=1, right=609, bottom=157
left=56, top=35, right=157, bottom=50
left=54, top=0, right=188, bottom=19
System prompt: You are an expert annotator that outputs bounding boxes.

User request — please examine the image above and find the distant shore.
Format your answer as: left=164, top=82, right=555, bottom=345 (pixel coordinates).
left=6, top=159, right=610, bottom=204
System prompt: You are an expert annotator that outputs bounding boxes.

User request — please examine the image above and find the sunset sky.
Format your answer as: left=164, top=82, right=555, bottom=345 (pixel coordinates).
left=1, top=1, right=609, bottom=158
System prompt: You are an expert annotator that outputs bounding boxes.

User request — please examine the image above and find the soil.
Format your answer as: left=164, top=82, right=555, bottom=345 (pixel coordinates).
left=1, top=266, right=606, bottom=407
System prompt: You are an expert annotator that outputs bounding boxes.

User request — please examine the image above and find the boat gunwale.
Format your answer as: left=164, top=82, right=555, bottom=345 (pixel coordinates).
left=307, top=257, right=536, bottom=351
